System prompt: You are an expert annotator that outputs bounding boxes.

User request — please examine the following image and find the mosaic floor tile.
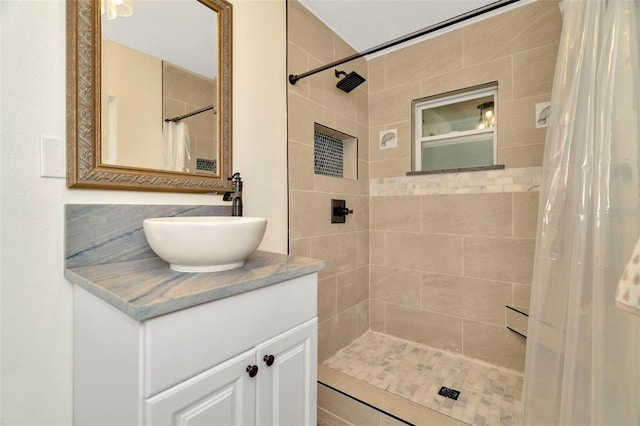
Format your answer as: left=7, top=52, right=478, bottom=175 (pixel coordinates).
left=323, top=332, right=524, bottom=426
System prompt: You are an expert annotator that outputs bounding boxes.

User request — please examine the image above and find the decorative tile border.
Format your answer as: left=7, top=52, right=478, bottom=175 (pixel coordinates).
left=370, top=167, right=542, bottom=197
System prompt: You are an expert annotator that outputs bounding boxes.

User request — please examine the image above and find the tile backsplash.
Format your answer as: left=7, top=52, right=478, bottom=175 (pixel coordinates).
left=64, top=204, right=230, bottom=269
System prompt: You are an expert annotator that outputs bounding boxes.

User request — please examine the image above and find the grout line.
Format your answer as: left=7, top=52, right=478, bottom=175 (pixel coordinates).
left=511, top=192, right=515, bottom=238
left=461, top=318, right=465, bottom=356
left=461, top=235, right=465, bottom=277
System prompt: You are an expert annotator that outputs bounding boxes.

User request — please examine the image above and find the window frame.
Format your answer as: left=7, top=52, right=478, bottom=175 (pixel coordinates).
left=411, top=82, right=498, bottom=172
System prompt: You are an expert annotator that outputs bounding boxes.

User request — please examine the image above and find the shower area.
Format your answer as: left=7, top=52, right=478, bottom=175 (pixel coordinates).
left=288, top=0, right=639, bottom=425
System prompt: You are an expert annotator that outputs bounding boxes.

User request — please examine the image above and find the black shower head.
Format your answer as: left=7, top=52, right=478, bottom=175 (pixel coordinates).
left=335, top=70, right=366, bottom=93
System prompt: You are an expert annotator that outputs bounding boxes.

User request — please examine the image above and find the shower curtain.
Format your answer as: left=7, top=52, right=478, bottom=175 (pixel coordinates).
left=162, top=121, right=192, bottom=172
left=522, top=0, right=640, bottom=424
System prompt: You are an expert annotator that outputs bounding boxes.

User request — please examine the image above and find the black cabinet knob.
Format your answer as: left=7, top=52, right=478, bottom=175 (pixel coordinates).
left=263, top=354, right=275, bottom=366
left=246, top=365, right=259, bottom=377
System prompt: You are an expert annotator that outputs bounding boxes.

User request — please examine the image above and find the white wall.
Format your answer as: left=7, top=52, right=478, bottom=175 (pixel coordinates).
left=232, top=0, right=288, bottom=252
left=101, top=40, right=164, bottom=170
left=0, top=1, right=287, bottom=424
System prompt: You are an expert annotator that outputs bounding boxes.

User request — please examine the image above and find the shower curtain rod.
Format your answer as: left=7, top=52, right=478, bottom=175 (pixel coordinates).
left=288, top=0, right=521, bottom=85
left=165, top=105, right=216, bottom=123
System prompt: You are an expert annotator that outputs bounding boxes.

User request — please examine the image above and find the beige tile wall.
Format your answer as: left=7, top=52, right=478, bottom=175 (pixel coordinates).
left=288, top=0, right=560, bottom=370
left=287, top=0, right=370, bottom=363
left=102, top=40, right=163, bottom=170
left=370, top=191, right=539, bottom=371
left=162, top=62, right=218, bottom=164
left=368, top=0, right=562, bottom=177
left=365, top=0, right=560, bottom=372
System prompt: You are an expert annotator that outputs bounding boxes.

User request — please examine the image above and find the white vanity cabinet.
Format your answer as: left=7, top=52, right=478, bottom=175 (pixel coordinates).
left=146, top=319, right=317, bottom=426
left=255, top=318, right=317, bottom=425
left=146, top=348, right=257, bottom=425
left=73, top=273, right=318, bottom=426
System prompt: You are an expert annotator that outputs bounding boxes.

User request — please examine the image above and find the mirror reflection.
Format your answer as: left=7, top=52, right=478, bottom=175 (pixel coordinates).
left=100, top=0, right=219, bottom=174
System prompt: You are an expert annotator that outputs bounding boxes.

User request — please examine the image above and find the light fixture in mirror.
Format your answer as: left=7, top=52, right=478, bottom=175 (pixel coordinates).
left=67, top=0, right=232, bottom=193
left=101, top=0, right=132, bottom=20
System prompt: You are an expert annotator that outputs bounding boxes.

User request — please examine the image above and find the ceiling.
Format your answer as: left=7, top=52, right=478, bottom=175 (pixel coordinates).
left=297, top=0, right=531, bottom=56
left=102, top=1, right=217, bottom=78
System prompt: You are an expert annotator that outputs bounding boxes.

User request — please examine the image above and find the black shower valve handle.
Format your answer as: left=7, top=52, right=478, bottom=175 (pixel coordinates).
left=335, top=206, right=354, bottom=217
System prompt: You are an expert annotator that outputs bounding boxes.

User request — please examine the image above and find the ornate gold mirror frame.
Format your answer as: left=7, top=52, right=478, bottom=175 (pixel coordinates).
left=66, top=0, right=232, bottom=193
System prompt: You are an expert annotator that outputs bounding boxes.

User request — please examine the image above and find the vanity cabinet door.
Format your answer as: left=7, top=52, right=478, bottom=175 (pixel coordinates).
left=256, top=318, right=318, bottom=426
left=146, top=348, right=257, bottom=426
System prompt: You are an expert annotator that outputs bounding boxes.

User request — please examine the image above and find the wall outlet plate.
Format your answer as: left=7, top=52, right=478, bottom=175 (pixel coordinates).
left=40, top=136, right=66, bottom=178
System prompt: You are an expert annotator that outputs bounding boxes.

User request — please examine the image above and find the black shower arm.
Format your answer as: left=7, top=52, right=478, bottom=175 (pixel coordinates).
left=288, top=0, right=520, bottom=85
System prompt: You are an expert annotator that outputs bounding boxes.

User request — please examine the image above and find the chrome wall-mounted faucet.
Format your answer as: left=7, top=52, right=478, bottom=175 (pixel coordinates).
left=223, top=172, right=243, bottom=216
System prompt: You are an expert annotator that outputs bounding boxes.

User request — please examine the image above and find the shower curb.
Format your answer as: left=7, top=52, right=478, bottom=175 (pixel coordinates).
left=318, top=381, right=414, bottom=425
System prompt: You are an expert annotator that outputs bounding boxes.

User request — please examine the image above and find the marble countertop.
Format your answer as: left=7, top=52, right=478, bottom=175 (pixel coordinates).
left=65, top=250, right=325, bottom=321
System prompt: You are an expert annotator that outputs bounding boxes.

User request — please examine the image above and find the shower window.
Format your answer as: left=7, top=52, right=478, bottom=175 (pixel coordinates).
left=412, top=82, right=498, bottom=172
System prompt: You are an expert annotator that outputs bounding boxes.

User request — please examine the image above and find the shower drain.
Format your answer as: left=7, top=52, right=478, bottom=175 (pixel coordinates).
left=438, top=386, right=461, bottom=400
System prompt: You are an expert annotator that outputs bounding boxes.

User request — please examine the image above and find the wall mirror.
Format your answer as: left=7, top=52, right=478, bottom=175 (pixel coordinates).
left=67, top=0, right=232, bottom=192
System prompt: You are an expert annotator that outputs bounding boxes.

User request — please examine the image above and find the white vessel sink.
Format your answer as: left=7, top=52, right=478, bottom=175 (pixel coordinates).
left=143, top=216, right=267, bottom=273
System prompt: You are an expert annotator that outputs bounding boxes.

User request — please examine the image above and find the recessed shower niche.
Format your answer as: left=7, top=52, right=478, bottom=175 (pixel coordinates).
left=313, top=123, right=357, bottom=180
